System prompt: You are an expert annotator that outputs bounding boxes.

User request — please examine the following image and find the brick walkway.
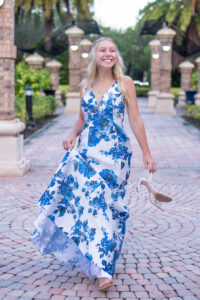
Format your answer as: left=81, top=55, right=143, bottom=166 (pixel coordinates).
left=0, top=98, right=200, bottom=300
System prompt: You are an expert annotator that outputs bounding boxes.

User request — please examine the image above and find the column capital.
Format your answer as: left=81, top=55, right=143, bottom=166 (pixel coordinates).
left=65, top=25, right=84, bottom=38
left=157, top=27, right=176, bottom=40
left=195, top=56, right=200, bottom=69
left=179, top=60, right=195, bottom=71
left=46, top=59, right=62, bottom=71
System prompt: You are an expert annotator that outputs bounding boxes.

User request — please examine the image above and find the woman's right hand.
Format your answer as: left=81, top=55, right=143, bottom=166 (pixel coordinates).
left=62, top=134, right=76, bottom=151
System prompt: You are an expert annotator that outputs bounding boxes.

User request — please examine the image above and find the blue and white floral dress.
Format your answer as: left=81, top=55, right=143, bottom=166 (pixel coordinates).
left=31, top=80, right=132, bottom=279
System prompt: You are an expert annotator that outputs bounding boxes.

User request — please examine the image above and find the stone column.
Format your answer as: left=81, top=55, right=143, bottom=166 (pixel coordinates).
left=148, top=39, right=161, bottom=107
left=0, top=0, right=30, bottom=176
left=194, top=57, right=200, bottom=106
left=25, top=53, right=44, bottom=70
left=178, top=61, right=195, bottom=107
left=155, top=26, right=176, bottom=114
left=65, top=26, right=84, bottom=113
left=46, top=59, right=62, bottom=91
left=80, top=39, right=92, bottom=81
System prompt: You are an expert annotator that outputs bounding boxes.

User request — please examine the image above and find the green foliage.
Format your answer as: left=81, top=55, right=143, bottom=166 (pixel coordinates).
left=14, top=95, right=57, bottom=123
left=59, top=84, right=69, bottom=94
left=139, top=0, right=200, bottom=37
left=170, top=87, right=181, bottom=106
left=186, top=104, right=200, bottom=120
left=59, top=85, right=69, bottom=105
left=139, top=0, right=168, bottom=20
left=178, top=3, right=193, bottom=32
left=166, top=1, right=180, bottom=25
left=192, top=71, right=198, bottom=90
left=72, top=0, right=94, bottom=18
left=15, top=97, right=27, bottom=122
left=56, top=50, right=69, bottom=84
left=15, top=62, right=50, bottom=98
left=135, top=87, right=150, bottom=97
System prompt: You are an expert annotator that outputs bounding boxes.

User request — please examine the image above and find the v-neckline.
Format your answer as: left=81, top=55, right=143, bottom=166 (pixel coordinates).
left=90, top=80, right=117, bottom=111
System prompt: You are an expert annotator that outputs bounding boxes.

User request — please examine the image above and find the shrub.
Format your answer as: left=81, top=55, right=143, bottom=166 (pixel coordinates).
left=186, top=104, right=200, bottom=120
left=135, top=86, right=150, bottom=97
left=15, top=61, right=50, bottom=98
left=15, top=95, right=57, bottom=123
left=59, top=84, right=69, bottom=105
left=192, top=71, right=198, bottom=90
left=171, top=87, right=181, bottom=106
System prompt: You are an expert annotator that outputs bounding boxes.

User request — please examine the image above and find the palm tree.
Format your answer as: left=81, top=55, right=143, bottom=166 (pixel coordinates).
left=139, top=0, right=200, bottom=36
left=15, top=0, right=94, bottom=53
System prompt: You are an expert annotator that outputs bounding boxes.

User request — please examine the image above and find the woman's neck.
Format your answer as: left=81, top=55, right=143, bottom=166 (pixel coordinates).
left=96, top=68, right=115, bottom=85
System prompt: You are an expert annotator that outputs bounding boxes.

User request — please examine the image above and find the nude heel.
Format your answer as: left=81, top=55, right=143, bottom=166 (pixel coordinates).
left=136, top=172, right=172, bottom=211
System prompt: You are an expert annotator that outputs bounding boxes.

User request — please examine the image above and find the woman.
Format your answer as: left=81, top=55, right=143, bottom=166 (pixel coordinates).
left=31, top=37, right=156, bottom=291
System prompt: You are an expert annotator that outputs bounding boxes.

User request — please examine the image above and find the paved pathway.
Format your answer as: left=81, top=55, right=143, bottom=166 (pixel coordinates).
left=0, top=98, right=200, bottom=300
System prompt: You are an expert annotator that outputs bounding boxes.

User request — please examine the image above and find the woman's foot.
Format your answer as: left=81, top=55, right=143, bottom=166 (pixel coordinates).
left=98, top=277, right=113, bottom=291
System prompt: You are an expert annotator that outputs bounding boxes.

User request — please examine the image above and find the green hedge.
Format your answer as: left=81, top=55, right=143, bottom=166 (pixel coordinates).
left=15, top=95, right=58, bottom=123
left=135, top=86, right=150, bottom=97
left=59, top=84, right=69, bottom=105
left=170, top=87, right=181, bottom=106
left=186, top=104, right=200, bottom=120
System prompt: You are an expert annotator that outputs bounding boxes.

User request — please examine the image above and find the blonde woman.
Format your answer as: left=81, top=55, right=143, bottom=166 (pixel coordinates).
left=31, top=37, right=156, bottom=291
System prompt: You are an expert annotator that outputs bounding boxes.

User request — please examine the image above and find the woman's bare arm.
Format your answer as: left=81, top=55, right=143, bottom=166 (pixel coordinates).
left=62, top=80, right=86, bottom=150
left=124, top=76, right=156, bottom=173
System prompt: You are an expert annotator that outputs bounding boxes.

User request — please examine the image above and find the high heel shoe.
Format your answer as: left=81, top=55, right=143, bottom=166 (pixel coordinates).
left=98, top=278, right=113, bottom=291
left=136, top=172, right=172, bottom=211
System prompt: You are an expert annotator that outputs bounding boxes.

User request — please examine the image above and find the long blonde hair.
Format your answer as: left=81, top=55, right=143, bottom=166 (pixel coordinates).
left=86, top=37, right=129, bottom=105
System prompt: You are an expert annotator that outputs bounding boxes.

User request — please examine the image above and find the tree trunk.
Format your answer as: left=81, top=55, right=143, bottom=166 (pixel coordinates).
left=64, top=0, right=73, bottom=23
left=45, top=14, right=53, bottom=53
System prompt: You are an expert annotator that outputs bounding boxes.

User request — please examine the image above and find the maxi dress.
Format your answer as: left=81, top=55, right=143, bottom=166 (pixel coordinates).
left=30, top=80, right=132, bottom=279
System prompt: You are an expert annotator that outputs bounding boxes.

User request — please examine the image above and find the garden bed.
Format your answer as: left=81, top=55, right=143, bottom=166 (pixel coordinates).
left=182, top=115, right=200, bottom=130
left=22, top=113, right=60, bottom=139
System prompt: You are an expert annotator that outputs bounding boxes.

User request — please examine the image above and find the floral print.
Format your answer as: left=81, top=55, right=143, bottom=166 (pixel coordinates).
left=30, top=80, right=132, bottom=279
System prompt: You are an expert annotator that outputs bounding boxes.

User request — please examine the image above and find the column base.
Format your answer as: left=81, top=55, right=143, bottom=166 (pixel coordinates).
left=0, top=158, right=30, bottom=177
left=0, top=119, right=30, bottom=177
left=64, top=92, right=80, bottom=113
left=148, top=90, right=159, bottom=107
left=177, top=91, right=186, bottom=107
left=194, top=93, right=200, bottom=106
left=155, top=93, right=176, bottom=115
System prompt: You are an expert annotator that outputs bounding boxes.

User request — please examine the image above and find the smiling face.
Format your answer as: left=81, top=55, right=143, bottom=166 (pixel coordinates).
left=95, top=40, right=117, bottom=70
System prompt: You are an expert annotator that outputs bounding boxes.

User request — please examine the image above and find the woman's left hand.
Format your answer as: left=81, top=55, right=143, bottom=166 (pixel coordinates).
left=143, top=152, right=157, bottom=173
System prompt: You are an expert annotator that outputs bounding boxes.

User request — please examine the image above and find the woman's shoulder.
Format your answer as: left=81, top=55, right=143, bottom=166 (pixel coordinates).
left=79, top=78, right=88, bottom=95
left=122, top=75, right=134, bottom=87
left=122, top=76, right=136, bottom=94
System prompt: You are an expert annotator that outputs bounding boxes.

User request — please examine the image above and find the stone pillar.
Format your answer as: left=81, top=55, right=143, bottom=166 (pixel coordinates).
left=178, top=61, right=195, bottom=107
left=155, top=26, right=176, bottom=114
left=148, top=39, right=161, bottom=107
left=194, top=57, right=200, bottom=106
left=25, top=53, right=44, bottom=70
left=65, top=26, right=84, bottom=113
left=0, top=0, right=30, bottom=176
left=46, top=59, right=62, bottom=91
left=80, top=39, right=92, bottom=81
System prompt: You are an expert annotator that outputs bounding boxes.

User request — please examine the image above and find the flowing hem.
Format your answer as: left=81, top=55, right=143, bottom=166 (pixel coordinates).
left=30, top=211, right=112, bottom=279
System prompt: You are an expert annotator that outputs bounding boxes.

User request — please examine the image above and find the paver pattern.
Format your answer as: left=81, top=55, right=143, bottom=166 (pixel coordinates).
left=0, top=98, right=200, bottom=300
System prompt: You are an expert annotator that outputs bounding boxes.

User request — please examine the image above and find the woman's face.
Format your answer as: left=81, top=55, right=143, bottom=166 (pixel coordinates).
left=95, top=40, right=117, bottom=69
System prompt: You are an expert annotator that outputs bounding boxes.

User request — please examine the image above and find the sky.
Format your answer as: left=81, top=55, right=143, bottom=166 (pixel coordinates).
left=93, top=0, right=150, bottom=31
